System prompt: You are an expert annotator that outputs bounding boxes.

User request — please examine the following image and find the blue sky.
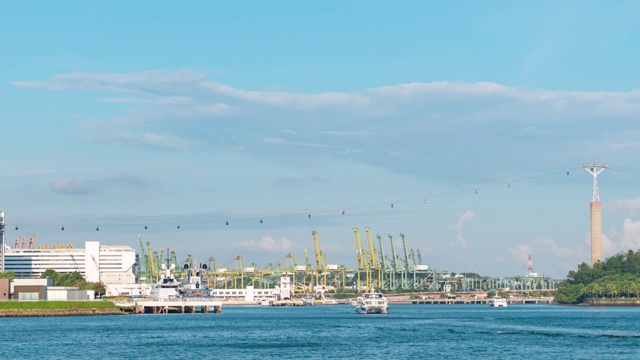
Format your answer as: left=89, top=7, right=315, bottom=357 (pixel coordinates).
left=1, top=1, right=640, bottom=278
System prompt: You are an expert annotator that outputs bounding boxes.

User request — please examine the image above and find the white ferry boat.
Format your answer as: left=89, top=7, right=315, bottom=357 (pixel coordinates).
left=355, top=289, right=388, bottom=314
left=490, top=296, right=508, bottom=307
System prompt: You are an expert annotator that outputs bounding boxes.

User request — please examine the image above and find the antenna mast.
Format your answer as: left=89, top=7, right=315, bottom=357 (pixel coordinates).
left=581, top=162, right=609, bottom=202
left=581, top=162, right=609, bottom=265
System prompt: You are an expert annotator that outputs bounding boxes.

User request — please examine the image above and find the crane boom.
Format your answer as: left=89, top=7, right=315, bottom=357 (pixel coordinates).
left=311, top=230, right=325, bottom=271
left=147, top=241, right=155, bottom=282
left=137, top=235, right=149, bottom=282
left=377, top=234, right=387, bottom=273
left=365, top=227, right=377, bottom=269
left=388, top=234, right=398, bottom=272
left=353, top=228, right=365, bottom=270
left=400, top=233, right=411, bottom=271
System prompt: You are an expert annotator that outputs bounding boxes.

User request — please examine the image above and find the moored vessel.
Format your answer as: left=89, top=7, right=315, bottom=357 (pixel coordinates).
left=355, top=289, right=388, bottom=314
left=490, top=296, right=508, bottom=307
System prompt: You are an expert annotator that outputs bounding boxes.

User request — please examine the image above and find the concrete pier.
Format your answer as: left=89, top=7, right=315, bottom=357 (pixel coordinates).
left=409, top=298, right=552, bottom=305
left=134, top=299, right=223, bottom=314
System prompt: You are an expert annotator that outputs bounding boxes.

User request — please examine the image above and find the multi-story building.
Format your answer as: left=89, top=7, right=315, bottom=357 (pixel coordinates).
left=3, top=241, right=141, bottom=296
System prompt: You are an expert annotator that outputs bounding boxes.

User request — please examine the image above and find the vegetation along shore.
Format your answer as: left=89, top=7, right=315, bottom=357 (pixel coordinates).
left=0, top=301, right=127, bottom=317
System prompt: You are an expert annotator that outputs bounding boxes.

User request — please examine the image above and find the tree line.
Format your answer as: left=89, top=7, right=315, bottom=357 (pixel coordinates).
left=555, top=249, right=640, bottom=304
left=0, top=270, right=106, bottom=297
left=40, top=269, right=106, bottom=296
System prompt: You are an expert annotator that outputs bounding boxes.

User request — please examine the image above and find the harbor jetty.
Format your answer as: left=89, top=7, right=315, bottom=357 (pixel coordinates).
left=129, top=299, right=223, bottom=314
left=408, top=298, right=553, bottom=305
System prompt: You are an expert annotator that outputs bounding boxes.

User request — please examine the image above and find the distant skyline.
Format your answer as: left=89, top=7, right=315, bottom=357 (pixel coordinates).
left=2, top=1, right=640, bottom=278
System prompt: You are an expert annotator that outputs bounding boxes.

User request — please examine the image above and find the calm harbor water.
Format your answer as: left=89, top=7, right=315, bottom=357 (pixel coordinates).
left=1, top=304, right=639, bottom=359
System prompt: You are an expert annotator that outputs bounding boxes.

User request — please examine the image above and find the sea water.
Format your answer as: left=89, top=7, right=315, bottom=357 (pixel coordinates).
left=1, top=304, right=639, bottom=359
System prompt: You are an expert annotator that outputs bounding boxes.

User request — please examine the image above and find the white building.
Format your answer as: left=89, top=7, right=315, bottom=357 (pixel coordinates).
left=208, top=277, right=292, bottom=301
left=3, top=241, right=138, bottom=295
left=209, top=287, right=279, bottom=301
left=47, top=286, right=95, bottom=301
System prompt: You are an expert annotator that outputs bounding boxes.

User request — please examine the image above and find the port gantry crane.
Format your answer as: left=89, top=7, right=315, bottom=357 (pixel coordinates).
left=203, top=257, right=216, bottom=287
left=364, top=227, right=381, bottom=290
left=259, top=252, right=300, bottom=295
left=146, top=241, right=157, bottom=283
left=376, top=234, right=390, bottom=289
left=311, top=230, right=327, bottom=289
left=310, top=230, right=345, bottom=292
left=400, top=233, right=411, bottom=288
left=352, top=227, right=381, bottom=291
left=157, top=248, right=165, bottom=274
left=353, top=228, right=367, bottom=291
left=387, top=234, right=400, bottom=289
left=136, top=235, right=150, bottom=283
left=169, top=249, right=177, bottom=270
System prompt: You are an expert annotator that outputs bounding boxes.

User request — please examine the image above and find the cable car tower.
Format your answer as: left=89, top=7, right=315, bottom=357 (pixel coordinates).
left=581, top=162, right=609, bottom=265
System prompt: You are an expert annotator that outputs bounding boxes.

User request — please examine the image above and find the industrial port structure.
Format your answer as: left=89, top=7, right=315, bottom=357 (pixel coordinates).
left=135, top=229, right=558, bottom=296
left=131, top=162, right=613, bottom=294
left=5, top=161, right=613, bottom=295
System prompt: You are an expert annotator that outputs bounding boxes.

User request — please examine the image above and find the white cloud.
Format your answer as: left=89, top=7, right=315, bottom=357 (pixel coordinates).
left=237, top=236, right=296, bottom=252
left=49, top=172, right=150, bottom=196
left=319, top=130, right=374, bottom=136
left=455, top=210, right=475, bottom=232
left=601, top=233, right=618, bottom=258
left=91, top=131, right=198, bottom=151
left=49, top=179, right=92, bottom=195
left=451, top=210, right=475, bottom=249
left=619, top=218, right=640, bottom=250
left=264, top=137, right=285, bottom=144
left=510, top=244, right=532, bottom=263
left=98, top=96, right=195, bottom=106
left=536, top=237, right=586, bottom=259
left=16, top=71, right=640, bottom=117
left=13, top=70, right=640, bottom=180
left=608, top=198, right=640, bottom=215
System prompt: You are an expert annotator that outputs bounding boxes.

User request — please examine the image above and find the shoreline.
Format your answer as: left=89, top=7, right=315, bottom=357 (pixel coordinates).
left=0, top=308, right=128, bottom=317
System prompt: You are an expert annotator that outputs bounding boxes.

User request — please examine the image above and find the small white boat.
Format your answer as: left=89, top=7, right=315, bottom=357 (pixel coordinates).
left=301, top=297, right=315, bottom=306
left=315, top=295, right=337, bottom=305
left=490, top=296, right=508, bottom=307
left=260, top=299, right=272, bottom=306
left=355, top=289, right=388, bottom=314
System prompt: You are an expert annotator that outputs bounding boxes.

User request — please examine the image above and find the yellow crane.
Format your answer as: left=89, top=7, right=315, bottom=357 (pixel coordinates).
left=365, top=227, right=381, bottom=290
left=146, top=242, right=156, bottom=283
left=311, top=230, right=327, bottom=287
left=353, top=228, right=366, bottom=290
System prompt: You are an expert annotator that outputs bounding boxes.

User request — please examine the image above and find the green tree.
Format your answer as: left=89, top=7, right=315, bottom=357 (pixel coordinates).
left=557, top=249, right=640, bottom=303
left=0, top=271, right=16, bottom=279
left=83, top=282, right=106, bottom=296
left=555, top=283, right=585, bottom=304
left=605, top=283, right=618, bottom=298
left=40, top=269, right=58, bottom=282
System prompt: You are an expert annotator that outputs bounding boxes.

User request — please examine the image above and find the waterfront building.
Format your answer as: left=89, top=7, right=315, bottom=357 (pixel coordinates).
left=3, top=241, right=140, bottom=296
